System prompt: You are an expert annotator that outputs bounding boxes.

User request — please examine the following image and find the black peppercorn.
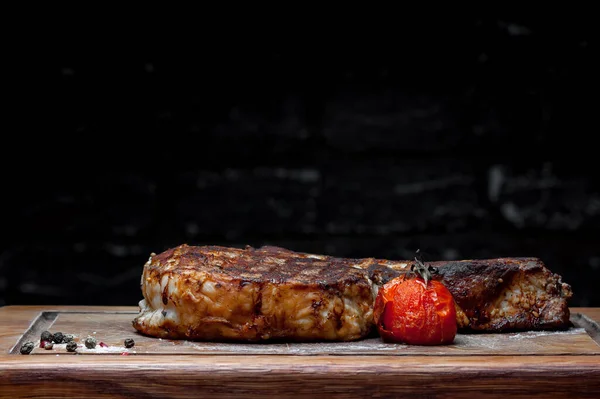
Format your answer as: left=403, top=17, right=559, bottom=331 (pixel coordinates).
left=63, top=334, right=75, bottom=343
left=40, top=331, right=54, bottom=343
left=124, top=338, right=135, bottom=348
left=53, top=332, right=64, bottom=344
left=20, top=341, right=35, bottom=355
left=44, top=341, right=54, bottom=350
left=66, top=341, right=77, bottom=352
left=84, top=336, right=97, bottom=349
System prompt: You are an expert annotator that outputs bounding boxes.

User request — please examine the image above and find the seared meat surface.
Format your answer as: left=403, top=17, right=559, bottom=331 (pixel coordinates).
left=133, top=245, right=376, bottom=341
left=371, top=258, right=573, bottom=332
left=133, top=244, right=572, bottom=341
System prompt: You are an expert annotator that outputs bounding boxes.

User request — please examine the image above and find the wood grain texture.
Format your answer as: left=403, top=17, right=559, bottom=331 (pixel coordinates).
left=576, top=308, right=600, bottom=324
left=0, top=306, right=133, bottom=354
left=10, top=311, right=600, bottom=356
left=1, top=306, right=599, bottom=398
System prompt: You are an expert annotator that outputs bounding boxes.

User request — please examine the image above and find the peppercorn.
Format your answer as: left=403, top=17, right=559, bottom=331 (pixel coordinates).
left=84, top=336, right=97, bottom=349
left=63, top=334, right=75, bottom=343
left=20, top=341, right=35, bottom=355
left=53, top=332, right=64, bottom=344
left=44, top=341, right=54, bottom=350
left=40, top=331, right=54, bottom=343
left=66, top=341, right=78, bottom=352
left=124, top=338, right=135, bottom=348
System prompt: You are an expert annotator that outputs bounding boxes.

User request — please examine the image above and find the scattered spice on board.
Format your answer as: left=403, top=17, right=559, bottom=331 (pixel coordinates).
left=84, top=336, right=97, bottom=349
left=44, top=341, right=54, bottom=350
left=66, top=341, right=78, bottom=352
left=124, top=338, right=135, bottom=348
left=40, top=331, right=53, bottom=343
left=99, top=341, right=108, bottom=348
left=63, top=334, right=75, bottom=343
left=39, top=340, right=51, bottom=348
left=20, top=342, right=35, bottom=355
left=53, top=332, right=64, bottom=344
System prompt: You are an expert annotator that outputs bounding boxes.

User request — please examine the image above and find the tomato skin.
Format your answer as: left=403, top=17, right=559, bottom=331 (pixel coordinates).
left=374, top=276, right=457, bottom=345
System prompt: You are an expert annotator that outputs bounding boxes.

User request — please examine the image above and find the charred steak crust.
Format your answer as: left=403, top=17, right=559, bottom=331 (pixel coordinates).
left=391, top=258, right=572, bottom=332
left=133, top=244, right=376, bottom=342
left=133, top=245, right=572, bottom=341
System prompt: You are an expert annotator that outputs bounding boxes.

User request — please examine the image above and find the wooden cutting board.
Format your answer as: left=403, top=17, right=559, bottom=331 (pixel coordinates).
left=1, top=306, right=599, bottom=398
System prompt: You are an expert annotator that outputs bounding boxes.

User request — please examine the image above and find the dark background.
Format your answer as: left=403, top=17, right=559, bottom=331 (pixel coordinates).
left=2, top=15, right=598, bottom=308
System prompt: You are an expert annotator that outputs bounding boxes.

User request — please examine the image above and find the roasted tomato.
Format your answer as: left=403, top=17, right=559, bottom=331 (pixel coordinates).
left=373, top=259, right=457, bottom=345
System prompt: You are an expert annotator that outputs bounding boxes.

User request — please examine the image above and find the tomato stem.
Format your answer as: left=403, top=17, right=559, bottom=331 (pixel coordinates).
left=411, top=256, right=437, bottom=285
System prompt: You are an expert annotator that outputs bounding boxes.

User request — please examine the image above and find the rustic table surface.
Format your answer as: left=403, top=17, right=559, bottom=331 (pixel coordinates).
left=1, top=306, right=599, bottom=398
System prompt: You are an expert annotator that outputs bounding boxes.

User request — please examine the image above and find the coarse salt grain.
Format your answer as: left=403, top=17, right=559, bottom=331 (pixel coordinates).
left=79, top=345, right=131, bottom=354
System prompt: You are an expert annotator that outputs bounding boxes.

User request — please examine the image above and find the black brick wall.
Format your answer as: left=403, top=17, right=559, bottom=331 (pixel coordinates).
left=2, top=14, right=598, bottom=307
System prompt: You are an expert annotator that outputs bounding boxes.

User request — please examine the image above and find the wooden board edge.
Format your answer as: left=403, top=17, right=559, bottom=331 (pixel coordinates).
left=0, top=306, right=139, bottom=354
left=577, top=308, right=600, bottom=325
left=571, top=312, right=600, bottom=347
left=2, top=307, right=600, bottom=356
left=5, top=309, right=600, bottom=357
left=0, top=355, right=599, bottom=398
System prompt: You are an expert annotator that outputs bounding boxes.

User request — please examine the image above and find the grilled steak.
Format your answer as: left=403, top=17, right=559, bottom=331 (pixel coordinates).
left=133, top=244, right=376, bottom=341
left=133, top=244, right=572, bottom=341
left=369, top=258, right=573, bottom=332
